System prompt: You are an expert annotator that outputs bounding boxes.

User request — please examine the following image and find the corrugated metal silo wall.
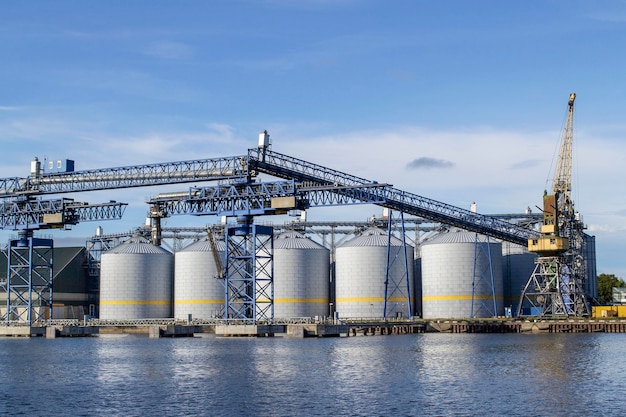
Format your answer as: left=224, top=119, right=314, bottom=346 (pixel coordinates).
left=100, top=242, right=173, bottom=320
left=421, top=232, right=503, bottom=319
left=501, top=242, right=536, bottom=313
left=335, top=235, right=414, bottom=319
left=174, top=240, right=225, bottom=320
left=274, top=246, right=330, bottom=319
left=584, top=234, right=598, bottom=299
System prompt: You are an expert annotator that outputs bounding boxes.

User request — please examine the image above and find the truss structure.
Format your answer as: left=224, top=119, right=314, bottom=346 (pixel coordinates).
left=517, top=256, right=590, bottom=317
left=2, top=233, right=53, bottom=324
left=224, top=223, right=273, bottom=323
left=383, top=211, right=412, bottom=319
left=470, top=235, right=497, bottom=318
left=249, top=148, right=537, bottom=245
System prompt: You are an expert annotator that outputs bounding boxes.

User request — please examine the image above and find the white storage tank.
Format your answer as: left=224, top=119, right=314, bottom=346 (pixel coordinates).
left=335, top=228, right=414, bottom=319
left=100, top=237, right=173, bottom=320
left=421, top=229, right=503, bottom=319
left=273, top=231, right=330, bottom=319
left=502, top=242, right=536, bottom=315
left=174, top=238, right=226, bottom=320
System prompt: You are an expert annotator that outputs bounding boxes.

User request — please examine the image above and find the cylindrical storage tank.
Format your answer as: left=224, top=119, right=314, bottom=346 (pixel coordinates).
left=273, top=232, right=330, bottom=320
left=583, top=234, right=597, bottom=299
left=413, top=257, right=422, bottom=318
left=502, top=242, right=536, bottom=315
left=100, top=237, right=173, bottom=320
left=335, top=228, right=414, bottom=319
left=421, top=230, right=503, bottom=319
left=174, top=238, right=226, bottom=320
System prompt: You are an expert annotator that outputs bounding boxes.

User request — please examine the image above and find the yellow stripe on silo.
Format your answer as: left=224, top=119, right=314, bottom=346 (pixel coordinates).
left=335, top=297, right=413, bottom=303
left=174, top=299, right=225, bottom=305
left=273, top=298, right=328, bottom=304
left=422, top=295, right=504, bottom=301
left=99, top=300, right=170, bottom=305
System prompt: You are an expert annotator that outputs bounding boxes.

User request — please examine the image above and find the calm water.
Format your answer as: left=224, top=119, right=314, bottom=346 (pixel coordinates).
left=0, top=333, right=624, bottom=416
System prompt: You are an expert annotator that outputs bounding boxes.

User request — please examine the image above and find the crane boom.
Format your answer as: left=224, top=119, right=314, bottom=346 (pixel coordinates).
left=552, top=93, right=576, bottom=218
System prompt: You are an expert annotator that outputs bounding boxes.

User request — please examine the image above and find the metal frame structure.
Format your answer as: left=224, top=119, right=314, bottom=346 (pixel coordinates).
left=4, top=232, right=53, bottom=325
left=470, top=234, right=497, bottom=318
left=518, top=256, right=588, bottom=316
left=249, top=148, right=538, bottom=245
left=383, top=211, right=412, bottom=319
left=0, top=200, right=127, bottom=324
left=224, top=222, right=273, bottom=323
left=0, top=155, right=249, bottom=197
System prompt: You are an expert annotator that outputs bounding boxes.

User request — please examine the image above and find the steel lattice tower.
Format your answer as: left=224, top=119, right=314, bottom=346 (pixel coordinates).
left=224, top=221, right=274, bottom=322
left=4, top=231, right=53, bottom=325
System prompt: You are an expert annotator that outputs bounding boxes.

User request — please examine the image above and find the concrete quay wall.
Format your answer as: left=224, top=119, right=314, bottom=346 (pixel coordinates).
left=3, top=319, right=626, bottom=338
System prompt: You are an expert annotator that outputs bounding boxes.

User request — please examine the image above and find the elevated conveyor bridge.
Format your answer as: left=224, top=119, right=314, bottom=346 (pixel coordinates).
left=248, top=148, right=538, bottom=246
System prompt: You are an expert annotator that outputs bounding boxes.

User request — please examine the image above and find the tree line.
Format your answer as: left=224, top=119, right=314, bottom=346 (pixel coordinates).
left=597, top=273, right=626, bottom=304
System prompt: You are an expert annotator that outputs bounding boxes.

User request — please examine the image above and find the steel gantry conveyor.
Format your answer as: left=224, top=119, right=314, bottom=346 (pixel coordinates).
left=0, top=155, right=250, bottom=197
left=248, top=147, right=539, bottom=246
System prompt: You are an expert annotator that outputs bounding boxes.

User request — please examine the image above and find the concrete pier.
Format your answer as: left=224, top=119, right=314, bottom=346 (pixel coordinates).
left=0, top=326, right=38, bottom=337
left=149, top=325, right=196, bottom=338
left=215, top=324, right=286, bottom=337
left=286, top=324, right=349, bottom=338
left=4, top=319, right=626, bottom=338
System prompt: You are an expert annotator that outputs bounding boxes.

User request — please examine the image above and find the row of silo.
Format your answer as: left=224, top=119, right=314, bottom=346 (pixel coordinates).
left=98, top=232, right=332, bottom=321
left=99, top=229, right=536, bottom=321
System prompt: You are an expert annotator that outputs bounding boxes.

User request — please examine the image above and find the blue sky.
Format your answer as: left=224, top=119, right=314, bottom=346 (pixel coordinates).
left=1, top=1, right=626, bottom=277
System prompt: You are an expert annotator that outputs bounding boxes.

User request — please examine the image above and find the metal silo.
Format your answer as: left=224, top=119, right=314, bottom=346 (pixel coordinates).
left=335, top=228, right=414, bottom=319
left=99, top=237, right=173, bottom=320
left=502, top=242, right=536, bottom=316
left=273, top=231, right=330, bottom=320
left=421, top=229, right=503, bottom=319
left=174, top=238, right=226, bottom=321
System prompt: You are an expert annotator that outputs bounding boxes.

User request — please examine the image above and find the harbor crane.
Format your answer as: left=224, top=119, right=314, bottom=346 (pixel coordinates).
left=517, top=93, right=591, bottom=317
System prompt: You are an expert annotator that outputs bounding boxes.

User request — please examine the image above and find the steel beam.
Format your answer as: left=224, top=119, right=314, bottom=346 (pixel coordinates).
left=249, top=148, right=538, bottom=245
left=0, top=155, right=249, bottom=197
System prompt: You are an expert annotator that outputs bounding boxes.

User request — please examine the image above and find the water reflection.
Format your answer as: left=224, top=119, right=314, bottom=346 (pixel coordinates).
left=0, top=333, right=625, bottom=416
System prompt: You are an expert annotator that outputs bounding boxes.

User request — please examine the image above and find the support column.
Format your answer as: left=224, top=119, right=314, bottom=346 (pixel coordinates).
left=224, top=218, right=274, bottom=323
left=5, top=231, right=54, bottom=325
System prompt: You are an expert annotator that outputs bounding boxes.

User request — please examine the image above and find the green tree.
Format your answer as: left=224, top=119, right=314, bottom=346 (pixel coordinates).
left=597, top=273, right=626, bottom=304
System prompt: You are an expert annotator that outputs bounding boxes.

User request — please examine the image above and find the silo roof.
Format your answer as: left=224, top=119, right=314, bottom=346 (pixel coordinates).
left=423, top=229, right=494, bottom=245
left=339, top=227, right=408, bottom=248
left=179, top=238, right=226, bottom=252
left=107, top=236, right=172, bottom=254
left=275, top=231, right=326, bottom=250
